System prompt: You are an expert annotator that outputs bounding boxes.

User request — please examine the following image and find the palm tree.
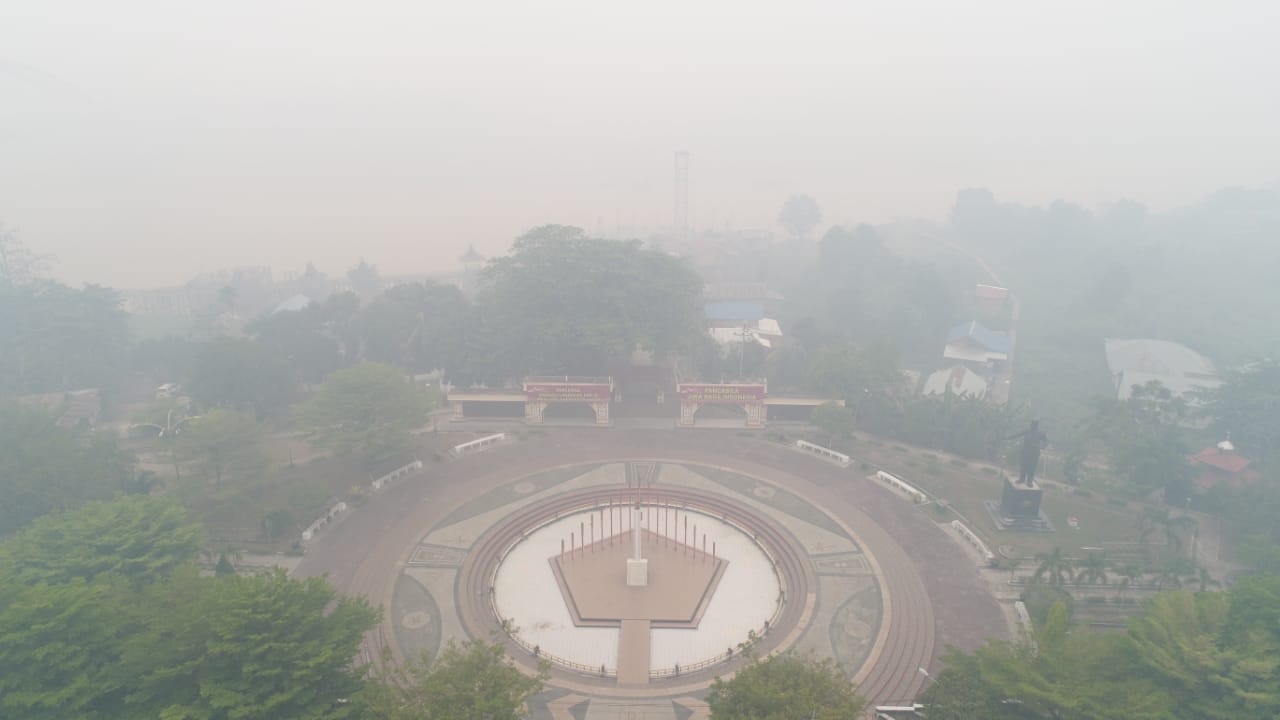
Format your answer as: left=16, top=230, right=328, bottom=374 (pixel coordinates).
left=1152, top=558, right=1194, bottom=589
left=1033, top=547, right=1074, bottom=588
left=1191, top=564, right=1220, bottom=592
left=1075, top=552, right=1109, bottom=586
left=1115, top=562, right=1145, bottom=598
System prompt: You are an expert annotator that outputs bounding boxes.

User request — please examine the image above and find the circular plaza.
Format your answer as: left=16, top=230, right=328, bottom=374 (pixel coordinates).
left=295, top=429, right=1008, bottom=716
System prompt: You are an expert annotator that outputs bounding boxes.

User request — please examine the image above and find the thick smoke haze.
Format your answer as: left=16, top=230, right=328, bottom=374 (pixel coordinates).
left=2, top=0, right=1278, bottom=288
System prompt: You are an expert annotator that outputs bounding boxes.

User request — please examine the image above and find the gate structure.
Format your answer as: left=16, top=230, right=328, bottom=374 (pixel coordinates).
left=677, top=382, right=767, bottom=427
left=524, top=377, right=614, bottom=425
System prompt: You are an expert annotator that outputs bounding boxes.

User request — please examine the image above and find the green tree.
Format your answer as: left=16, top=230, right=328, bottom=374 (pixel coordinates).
left=705, top=652, right=865, bottom=720
left=478, top=226, right=705, bottom=377
left=187, top=337, right=297, bottom=417
left=1087, top=381, right=1195, bottom=499
left=1198, top=358, right=1280, bottom=464
left=364, top=639, right=547, bottom=720
left=0, top=573, right=134, bottom=720
left=119, top=568, right=378, bottom=720
left=809, top=402, right=854, bottom=447
left=1033, top=547, right=1074, bottom=588
left=294, top=362, right=435, bottom=467
left=1128, top=586, right=1280, bottom=719
left=359, top=281, right=475, bottom=376
left=1074, top=552, right=1109, bottom=585
left=971, top=602, right=1170, bottom=719
left=918, top=648, right=1021, bottom=720
left=250, top=304, right=344, bottom=384
left=0, top=279, right=131, bottom=395
left=0, top=495, right=201, bottom=586
left=0, top=222, right=49, bottom=284
left=777, top=194, right=823, bottom=240
left=0, top=401, right=138, bottom=536
left=179, top=406, right=268, bottom=485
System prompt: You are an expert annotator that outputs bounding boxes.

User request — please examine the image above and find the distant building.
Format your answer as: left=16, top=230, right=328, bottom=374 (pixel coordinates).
left=272, top=294, right=315, bottom=314
left=1103, top=338, right=1220, bottom=400
left=922, top=365, right=989, bottom=399
left=1190, top=439, right=1260, bottom=491
left=943, top=321, right=1010, bottom=365
left=703, top=284, right=784, bottom=350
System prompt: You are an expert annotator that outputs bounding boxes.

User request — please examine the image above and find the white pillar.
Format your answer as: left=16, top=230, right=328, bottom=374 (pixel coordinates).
left=626, top=503, right=648, bottom=586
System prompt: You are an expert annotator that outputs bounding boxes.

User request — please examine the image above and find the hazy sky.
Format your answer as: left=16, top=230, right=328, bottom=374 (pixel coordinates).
left=2, top=1, right=1277, bottom=288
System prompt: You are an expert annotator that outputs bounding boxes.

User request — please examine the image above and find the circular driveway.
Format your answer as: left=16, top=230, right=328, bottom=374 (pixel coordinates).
left=295, top=428, right=1006, bottom=710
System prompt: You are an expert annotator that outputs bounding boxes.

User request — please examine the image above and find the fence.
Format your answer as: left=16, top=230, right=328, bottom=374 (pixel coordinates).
left=951, top=520, right=996, bottom=565
left=301, top=501, right=348, bottom=542
left=793, top=440, right=851, bottom=466
left=451, top=433, right=506, bottom=456
left=873, top=470, right=928, bottom=504
left=371, top=459, right=423, bottom=491
left=506, top=632, right=614, bottom=678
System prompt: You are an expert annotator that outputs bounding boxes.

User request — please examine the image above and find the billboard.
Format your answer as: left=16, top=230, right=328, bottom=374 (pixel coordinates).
left=678, top=383, right=766, bottom=404
left=525, top=381, right=612, bottom=403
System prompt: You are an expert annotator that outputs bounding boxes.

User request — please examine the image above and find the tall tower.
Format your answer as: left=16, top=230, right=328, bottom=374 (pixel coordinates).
left=673, top=151, right=689, bottom=243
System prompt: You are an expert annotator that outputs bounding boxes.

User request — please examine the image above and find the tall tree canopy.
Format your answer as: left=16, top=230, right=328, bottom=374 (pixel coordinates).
left=0, top=279, right=130, bottom=396
left=187, top=337, right=297, bottom=417
left=179, top=407, right=268, bottom=485
left=293, top=362, right=435, bottom=467
left=363, top=639, right=547, bottom=720
left=1199, top=358, right=1280, bottom=464
left=777, top=194, right=823, bottom=240
left=923, top=580, right=1280, bottom=720
left=0, top=494, right=201, bottom=585
left=0, top=495, right=377, bottom=720
left=706, top=652, right=865, bottom=720
left=359, top=281, right=474, bottom=376
left=0, top=401, right=138, bottom=536
left=478, top=225, right=705, bottom=377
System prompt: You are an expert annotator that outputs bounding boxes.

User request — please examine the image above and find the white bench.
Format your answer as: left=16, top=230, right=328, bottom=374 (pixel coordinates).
left=371, top=459, right=424, bottom=490
left=450, top=433, right=506, bottom=456
left=951, top=520, right=997, bottom=565
left=794, top=440, right=851, bottom=466
left=873, top=470, right=928, bottom=504
left=301, top=500, right=349, bottom=542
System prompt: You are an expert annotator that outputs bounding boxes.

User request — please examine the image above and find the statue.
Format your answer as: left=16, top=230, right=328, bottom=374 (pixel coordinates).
left=1009, top=420, right=1048, bottom=486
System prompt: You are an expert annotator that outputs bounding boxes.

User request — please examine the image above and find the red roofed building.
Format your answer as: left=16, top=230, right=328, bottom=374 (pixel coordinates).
left=1190, top=439, right=1261, bottom=491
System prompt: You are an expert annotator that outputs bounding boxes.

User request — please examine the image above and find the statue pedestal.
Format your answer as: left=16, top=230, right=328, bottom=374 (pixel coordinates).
left=984, top=477, right=1055, bottom=532
left=626, top=558, right=649, bottom=587
left=1000, top=477, right=1042, bottom=518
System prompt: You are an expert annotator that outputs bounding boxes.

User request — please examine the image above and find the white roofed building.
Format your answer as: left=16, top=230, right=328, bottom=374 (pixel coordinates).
left=1104, top=338, right=1220, bottom=400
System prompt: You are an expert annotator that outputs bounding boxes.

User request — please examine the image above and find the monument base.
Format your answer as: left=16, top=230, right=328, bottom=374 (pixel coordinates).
left=626, top=558, right=649, bottom=587
left=1000, top=477, right=1043, bottom=518
left=983, top=477, right=1055, bottom=532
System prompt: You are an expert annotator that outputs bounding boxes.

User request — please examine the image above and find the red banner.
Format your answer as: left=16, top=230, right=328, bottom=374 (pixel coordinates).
left=525, top=382, right=612, bottom=403
left=678, top=383, right=766, bottom=404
